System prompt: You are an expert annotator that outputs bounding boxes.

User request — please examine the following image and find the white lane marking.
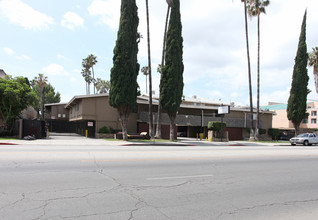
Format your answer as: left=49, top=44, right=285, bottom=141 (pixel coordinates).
left=146, top=174, right=214, bottom=180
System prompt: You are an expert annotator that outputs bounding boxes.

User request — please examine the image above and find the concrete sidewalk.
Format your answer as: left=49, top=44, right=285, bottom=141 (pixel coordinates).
left=0, top=134, right=291, bottom=147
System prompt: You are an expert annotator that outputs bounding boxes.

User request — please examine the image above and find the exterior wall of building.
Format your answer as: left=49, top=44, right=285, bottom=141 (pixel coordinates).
left=69, top=102, right=83, bottom=120
left=272, top=109, right=292, bottom=128
left=45, top=104, right=69, bottom=120
left=302, top=107, right=318, bottom=129
left=68, top=96, right=137, bottom=134
left=263, top=101, right=318, bottom=129
left=61, top=94, right=273, bottom=140
left=138, top=106, right=273, bottom=140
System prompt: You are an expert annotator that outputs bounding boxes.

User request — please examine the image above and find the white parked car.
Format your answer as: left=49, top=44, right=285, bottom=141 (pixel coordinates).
left=289, top=133, right=318, bottom=146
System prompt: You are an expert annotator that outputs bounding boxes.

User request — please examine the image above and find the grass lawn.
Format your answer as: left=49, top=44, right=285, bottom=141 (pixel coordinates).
left=104, top=138, right=179, bottom=142
left=128, top=139, right=179, bottom=143
left=240, top=140, right=289, bottom=144
left=0, top=137, right=19, bottom=140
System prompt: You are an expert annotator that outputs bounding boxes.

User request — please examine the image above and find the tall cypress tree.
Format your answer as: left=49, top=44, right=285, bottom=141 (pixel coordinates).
left=287, top=10, right=309, bottom=135
left=109, top=0, right=140, bottom=140
left=160, top=0, right=184, bottom=141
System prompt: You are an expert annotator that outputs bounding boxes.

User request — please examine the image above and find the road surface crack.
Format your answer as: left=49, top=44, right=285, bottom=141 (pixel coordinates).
left=92, top=156, right=171, bottom=220
left=0, top=193, right=25, bottom=210
left=216, top=198, right=318, bottom=219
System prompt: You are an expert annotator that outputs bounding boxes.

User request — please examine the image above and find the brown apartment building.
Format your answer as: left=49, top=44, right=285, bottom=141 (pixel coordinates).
left=46, top=94, right=274, bottom=140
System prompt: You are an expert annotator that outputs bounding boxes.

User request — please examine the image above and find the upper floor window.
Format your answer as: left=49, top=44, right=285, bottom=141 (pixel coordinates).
left=311, top=111, right=317, bottom=116
left=303, top=119, right=308, bottom=124
left=311, top=118, right=317, bottom=124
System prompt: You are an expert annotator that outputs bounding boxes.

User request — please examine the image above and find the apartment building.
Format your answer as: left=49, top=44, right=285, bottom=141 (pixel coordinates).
left=45, top=94, right=274, bottom=140
left=261, top=100, right=318, bottom=129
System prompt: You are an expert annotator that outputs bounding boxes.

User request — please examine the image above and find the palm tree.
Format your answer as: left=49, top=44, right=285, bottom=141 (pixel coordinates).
left=81, top=58, right=91, bottom=94
left=82, top=54, right=98, bottom=95
left=95, top=78, right=111, bottom=94
left=247, top=0, right=270, bottom=140
left=141, top=66, right=149, bottom=93
left=87, top=54, right=98, bottom=94
left=156, top=0, right=172, bottom=138
left=241, top=0, right=254, bottom=141
left=309, top=47, right=318, bottom=93
left=145, top=0, right=153, bottom=138
left=32, top=74, right=48, bottom=120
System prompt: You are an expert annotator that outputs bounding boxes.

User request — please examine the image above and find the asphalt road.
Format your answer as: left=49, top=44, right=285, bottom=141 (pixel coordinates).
left=1, top=141, right=318, bottom=220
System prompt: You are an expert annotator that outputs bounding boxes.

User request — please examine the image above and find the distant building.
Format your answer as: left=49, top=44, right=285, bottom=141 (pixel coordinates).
left=0, top=69, right=6, bottom=79
left=261, top=100, right=318, bottom=130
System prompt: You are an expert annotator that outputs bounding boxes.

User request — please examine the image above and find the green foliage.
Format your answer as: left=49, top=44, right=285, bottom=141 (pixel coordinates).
left=95, top=78, right=110, bottom=94
left=208, top=121, right=226, bottom=131
left=0, top=77, right=36, bottom=132
left=259, top=128, right=267, bottom=135
left=287, top=11, right=309, bottom=133
left=81, top=54, right=98, bottom=94
left=247, top=128, right=266, bottom=135
left=160, top=0, right=184, bottom=115
left=98, top=126, right=110, bottom=134
left=44, top=84, right=61, bottom=104
left=31, top=83, right=61, bottom=116
left=109, top=0, right=140, bottom=111
left=268, top=128, right=279, bottom=138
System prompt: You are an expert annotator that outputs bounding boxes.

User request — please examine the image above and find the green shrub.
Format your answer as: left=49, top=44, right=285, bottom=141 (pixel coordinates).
left=246, top=128, right=266, bottom=135
left=268, top=128, right=279, bottom=139
left=259, top=128, right=267, bottom=135
left=98, top=126, right=110, bottom=134
left=208, top=121, right=226, bottom=131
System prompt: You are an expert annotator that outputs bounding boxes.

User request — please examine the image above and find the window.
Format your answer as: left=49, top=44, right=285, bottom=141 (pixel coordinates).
left=311, top=118, right=317, bottom=124
left=312, top=111, right=317, bottom=116
left=63, top=114, right=66, bottom=118
left=303, top=119, right=308, bottom=124
left=58, top=114, right=61, bottom=118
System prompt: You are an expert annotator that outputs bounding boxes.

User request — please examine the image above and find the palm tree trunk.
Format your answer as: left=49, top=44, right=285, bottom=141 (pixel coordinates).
left=146, top=0, right=153, bottom=138
left=40, top=87, right=44, bottom=120
left=243, top=0, right=254, bottom=141
left=145, top=75, right=148, bottom=93
left=156, top=4, right=170, bottom=139
left=314, top=65, right=318, bottom=93
left=92, top=66, right=95, bottom=94
left=255, top=13, right=260, bottom=140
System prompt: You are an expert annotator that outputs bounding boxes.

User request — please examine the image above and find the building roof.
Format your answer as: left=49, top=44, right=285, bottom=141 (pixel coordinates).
left=44, top=102, right=68, bottom=107
left=261, top=99, right=318, bottom=111
left=260, top=103, right=288, bottom=111
left=65, top=93, right=109, bottom=108
left=63, top=93, right=273, bottom=115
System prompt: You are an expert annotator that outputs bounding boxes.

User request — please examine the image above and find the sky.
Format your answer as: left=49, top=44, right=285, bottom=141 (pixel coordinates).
left=0, top=0, right=318, bottom=106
